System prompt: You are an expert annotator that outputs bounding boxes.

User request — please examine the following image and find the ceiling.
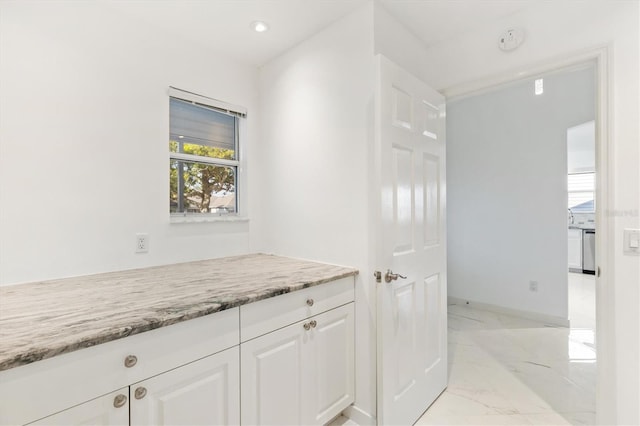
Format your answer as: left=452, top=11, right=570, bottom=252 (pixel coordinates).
left=105, top=0, right=538, bottom=67
left=379, top=0, right=537, bottom=48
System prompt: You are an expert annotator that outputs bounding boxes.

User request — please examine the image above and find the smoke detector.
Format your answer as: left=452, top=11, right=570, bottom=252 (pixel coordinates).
left=499, top=28, right=524, bottom=52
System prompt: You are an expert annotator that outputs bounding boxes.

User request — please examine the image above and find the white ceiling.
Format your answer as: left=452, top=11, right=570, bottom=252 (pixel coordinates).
left=379, top=0, right=537, bottom=48
left=105, top=0, right=538, bottom=67
left=105, top=0, right=368, bottom=67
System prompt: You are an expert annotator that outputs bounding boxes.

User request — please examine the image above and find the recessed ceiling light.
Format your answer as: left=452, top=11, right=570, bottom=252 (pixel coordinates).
left=251, top=21, right=270, bottom=33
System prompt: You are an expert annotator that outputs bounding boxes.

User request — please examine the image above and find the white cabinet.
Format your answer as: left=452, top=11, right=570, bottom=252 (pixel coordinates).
left=240, top=279, right=355, bottom=425
left=28, top=389, right=129, bottom=426
left=304, top=304, right=355, bottom=425
left=31, top=348, right=240, bottom=426
left=241, top=315, right=306, bottom=425
left=241, top=304, right=354, bottom=426
left=1, top=278, right=355, bottom=426
left=131, top=347, right=240, bottom=426
left=1, top=308, right=240, bottom=426
left=568, top=228, right=583, bottom=271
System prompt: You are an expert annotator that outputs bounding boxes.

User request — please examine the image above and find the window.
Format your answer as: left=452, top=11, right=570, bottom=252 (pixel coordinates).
left=169, top=87, right=246, bottom=217
left=568, top=172, right=595, bottom=212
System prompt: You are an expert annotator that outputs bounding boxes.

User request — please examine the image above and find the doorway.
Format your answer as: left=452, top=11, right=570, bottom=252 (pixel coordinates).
left=567, top=118, right=597, bottom=368
left=441, top=56, right=603, bottom=423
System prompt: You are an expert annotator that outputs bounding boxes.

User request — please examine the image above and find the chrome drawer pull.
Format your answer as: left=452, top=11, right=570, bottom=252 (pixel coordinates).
left=113, top=394, right=127, bottom=408
left=124, top=355, right=138, bottom=368
left=306, top=298, right=314, bottom=307
left=134, top=386, right=147, bottom=400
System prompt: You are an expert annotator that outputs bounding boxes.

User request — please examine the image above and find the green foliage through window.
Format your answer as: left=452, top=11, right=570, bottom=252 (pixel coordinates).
left=169, top=143, right=236, bottom=213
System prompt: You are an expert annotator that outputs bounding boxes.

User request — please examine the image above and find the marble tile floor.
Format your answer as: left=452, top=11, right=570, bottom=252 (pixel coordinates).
left=416, top=273, right=596, bottom=425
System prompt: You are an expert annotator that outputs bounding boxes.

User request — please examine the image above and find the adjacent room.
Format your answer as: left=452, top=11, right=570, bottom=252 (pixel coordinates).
left=424, top=62, right=598, bottom=425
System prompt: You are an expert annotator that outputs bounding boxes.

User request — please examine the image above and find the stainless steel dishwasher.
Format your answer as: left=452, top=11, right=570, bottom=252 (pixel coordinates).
left=582, top=229, right=595, bottom=274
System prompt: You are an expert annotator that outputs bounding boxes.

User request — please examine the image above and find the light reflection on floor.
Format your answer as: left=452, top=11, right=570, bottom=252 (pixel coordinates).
left=417, top=273, right=596, bottom=425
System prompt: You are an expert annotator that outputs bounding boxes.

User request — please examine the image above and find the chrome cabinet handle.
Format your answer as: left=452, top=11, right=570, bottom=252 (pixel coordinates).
left=303, top=320, right=317, bottom=330
left=385, top=270, right=407, bottom=283
left=124, top=355, right=138, bottom=368
left=134, top=386, right=147, bottom=400
left=306, top=298, right=314, bottom=307
left=113, top=394, right=127, bottom=408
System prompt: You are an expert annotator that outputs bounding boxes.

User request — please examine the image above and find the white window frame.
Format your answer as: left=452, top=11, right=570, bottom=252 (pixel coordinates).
left=169, top=87, right=247, bottom=221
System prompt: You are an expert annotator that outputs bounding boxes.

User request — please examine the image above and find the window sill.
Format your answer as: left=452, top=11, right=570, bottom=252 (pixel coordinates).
left=170, top=214, right=249, bottom=224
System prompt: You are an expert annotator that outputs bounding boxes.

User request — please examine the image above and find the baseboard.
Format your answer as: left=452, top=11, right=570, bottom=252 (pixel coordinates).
left=448, top=296, right=570, bottom=327
left=342, top=404, right=376, bottom=426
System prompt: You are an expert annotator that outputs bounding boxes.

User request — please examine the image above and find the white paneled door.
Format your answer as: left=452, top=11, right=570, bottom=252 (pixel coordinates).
left=375, top=55, right=447, bottom=426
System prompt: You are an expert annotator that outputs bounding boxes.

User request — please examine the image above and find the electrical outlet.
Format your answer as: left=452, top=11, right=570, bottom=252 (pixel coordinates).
left=136, top=233, right=149, bottom=253
left=529, top=280, right=538, bottom=292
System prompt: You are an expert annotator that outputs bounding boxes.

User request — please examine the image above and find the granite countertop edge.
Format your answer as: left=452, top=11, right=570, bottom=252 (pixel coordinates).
left=0, top=254, right=358, bottom=372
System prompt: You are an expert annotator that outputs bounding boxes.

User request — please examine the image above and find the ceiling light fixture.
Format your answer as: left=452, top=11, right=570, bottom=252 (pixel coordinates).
left=251, top=21, right=270, bottom=33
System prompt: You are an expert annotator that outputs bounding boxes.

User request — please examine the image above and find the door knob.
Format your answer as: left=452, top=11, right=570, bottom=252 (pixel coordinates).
left=385, top=270, right=407, bottom=283
left=134, top=386, right=147, bottom=400
left=113, top=394, right=127, bottom=408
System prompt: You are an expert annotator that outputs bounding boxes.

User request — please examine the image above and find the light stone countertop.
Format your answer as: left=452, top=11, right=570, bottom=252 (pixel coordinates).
left=569, top=225, right=596, bottom=230
left=0, top=253, right=358, bottom=372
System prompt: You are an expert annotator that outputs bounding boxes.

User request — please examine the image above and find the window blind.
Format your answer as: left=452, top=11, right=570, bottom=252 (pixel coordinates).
left=568, top=172, right=595, bottom=212
left=170, top=98, right=236, bottom=151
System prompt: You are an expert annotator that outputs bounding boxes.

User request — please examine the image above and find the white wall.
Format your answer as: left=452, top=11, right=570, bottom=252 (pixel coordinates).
left=373, top=4, right=431, bottom=83
left=253, top=4, right=378, bottom=421
left=567, top=121, right=595, bottom=174
left=447, top=65, right=595, bottom=321
left=253, top=4, right=436, bottom=421
left=421, top=2, right=639, bottom=423
left=0, top=1, right=258, bottom=285
left=3, top=0, right=636, bottom=422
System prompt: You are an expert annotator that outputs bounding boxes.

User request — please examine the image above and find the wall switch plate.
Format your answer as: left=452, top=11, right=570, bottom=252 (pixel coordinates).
left=136, top=233, right=149, bottom=253
left=623, top=229, right=640, bottom=255
left=529, top=280, right=538, bottom=292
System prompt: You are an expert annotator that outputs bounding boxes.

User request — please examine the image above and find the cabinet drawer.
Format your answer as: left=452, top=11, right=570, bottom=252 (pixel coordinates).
left=27, top=388, right=130, bottom=426
left=0, top=308, right=239, bottom=426
left=240, top=277, right=354, bottom=342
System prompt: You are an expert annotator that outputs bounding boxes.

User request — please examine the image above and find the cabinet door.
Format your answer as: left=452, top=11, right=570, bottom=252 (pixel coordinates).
left=568, top=229, right=583, bottom=270
left=130, top=346, right=239, bottom=426
left=28, top=388, right=129, bottom=426
left=241, top=320, right=306, bottom=425
left=305, top=303, right=355, bottom=426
